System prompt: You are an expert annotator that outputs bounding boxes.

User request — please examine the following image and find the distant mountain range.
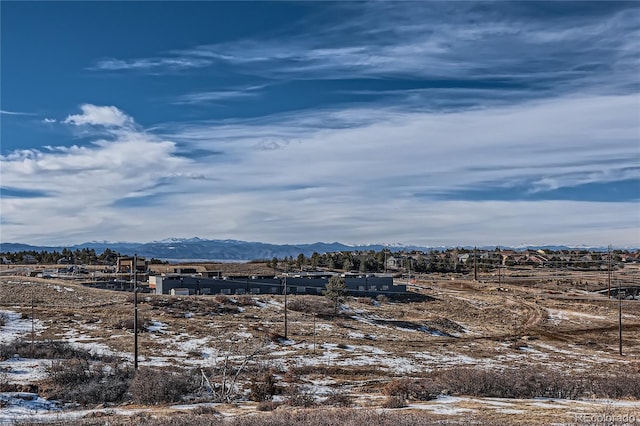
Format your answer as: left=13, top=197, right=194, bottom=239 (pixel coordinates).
left=0, top=238, right=624, bottom=261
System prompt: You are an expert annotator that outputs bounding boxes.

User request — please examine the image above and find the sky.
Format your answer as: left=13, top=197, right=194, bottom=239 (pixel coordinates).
left=1, top=1, right=639, bottom=248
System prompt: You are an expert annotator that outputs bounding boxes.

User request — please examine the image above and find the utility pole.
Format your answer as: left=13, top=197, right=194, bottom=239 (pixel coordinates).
left=30, top=285, right=35, bottom=359
left=473, top=247, right=478, bottom=281
left=618, top=278, right=623, bottom=356
left=607, top=245, right=612, bottom=299
left=133, top=254, right=139, bottom=370
left=313, top=312, right=316, bottom=353
left=283, top=265, right=288, bottom=339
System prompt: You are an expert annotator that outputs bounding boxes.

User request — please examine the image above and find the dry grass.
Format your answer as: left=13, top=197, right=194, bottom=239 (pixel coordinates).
left=2, top=265, right=640, bottom=424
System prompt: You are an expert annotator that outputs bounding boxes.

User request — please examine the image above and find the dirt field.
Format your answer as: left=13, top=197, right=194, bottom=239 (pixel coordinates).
left=1, top=264, right=639, bottom=425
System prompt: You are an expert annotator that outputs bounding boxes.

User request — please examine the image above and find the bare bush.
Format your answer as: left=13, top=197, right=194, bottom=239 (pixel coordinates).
left=235, top=295, right=258, bottom=306
left=197, top=334, right=270, bottom=403
left=381, top=395, right=406, bottom=408
left=592, top=374, right=640, bottom=399
left=0, top=339, right=107, bottom=361
left=248, top=372, right=280, bottom=402
left=0, top=370, right=10, bottom=392
left=129, top=367, right=197, bottom=405
left=376, top=295, right=389, bottom=304
left=323, top=390, right=353, bottom=407
left=115, top=316, right=150, bottom=331
left=43, top=358, right=132, bottom=405
left=191, top=405, right=220, bottom=415
left=213, top=294, right=229, bottom=304
left=257, top=400, right=281, bottom=411
left=284, top=385, right=317, bottom=408
left=384, top=378, right=440, bottom=401
left=287, top=297, right=334, bottom=316
left=432, top=367, right=587, bottom=399
left=13, top=408, right=445, bottom=425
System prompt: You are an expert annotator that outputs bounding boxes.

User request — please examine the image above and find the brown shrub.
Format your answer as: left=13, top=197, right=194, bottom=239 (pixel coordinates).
left=43, top=359, right=132, bottom=405
left=384, top=378, right=440, bottom=401
left=432, top=366, right=587, bottom=399
left=381, top=395, right=406, bottom=408
left=592, top=374, right=640, bottom=399
left=213, top=294, right=229, bottom=304
left=323, top=391, right=353, bottom=407
left=0, top=339, right=106, bottom=361
left=287, top=297, right=334, bottom=316
left=128, top=367, right=197, bottom=405
left=191, top=405, right=220, bottom=415
left=284, top=385, right=316, bottom=408
left=256, top=400, right=281, bottom=411
left=249, top=372, right=280, bottom=402
left=235, top=295, right=258, bottom=306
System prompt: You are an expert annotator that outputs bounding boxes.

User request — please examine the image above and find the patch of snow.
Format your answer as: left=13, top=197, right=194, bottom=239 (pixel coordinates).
left=497, top=408, right=525, bottom=414
left=0, top=310, right=41, bottom=344
left=412, top=352, right=479, bottom=367
left=0, top=392, right=61, bottom=416
left=147, top=321, right=168, bottom=333
left=0, top=357, right=50, bottom=384
left=353, top=345, right=387, bottom=355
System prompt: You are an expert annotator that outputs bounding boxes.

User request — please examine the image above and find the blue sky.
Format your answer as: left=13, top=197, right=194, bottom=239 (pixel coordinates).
left=1, top=1, right=639, bottom=247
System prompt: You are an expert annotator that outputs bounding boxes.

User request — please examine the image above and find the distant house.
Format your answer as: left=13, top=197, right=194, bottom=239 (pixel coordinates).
left=116, top=256, right=149, bottom=273
left=1, top=256, right=11, bottom=264
left=621, top=253, right=640, bottom=263
left=22, top=254, right=37, bottom=264
left=386, top=256, right=400, bottom=270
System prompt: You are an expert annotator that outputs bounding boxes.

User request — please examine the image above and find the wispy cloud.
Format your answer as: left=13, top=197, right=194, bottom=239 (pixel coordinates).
left=3, top=3, right=638, bottom=246
left=91, top=57, right=212, bottom=72
left=89, top=2, right=639, bottom=100
left=173, top=85, right=267, bottom=104
left=1, top=109, right=35, bottom=116
left=3, top=92, right=637, bottom=246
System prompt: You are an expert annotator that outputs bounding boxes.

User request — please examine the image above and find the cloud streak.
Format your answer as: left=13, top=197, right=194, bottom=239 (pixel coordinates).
left=3, top=3, right=638, bottom=247
left=173, top=85, right=267, bottom=104
left=2, top=92, right=638, bottom=246
left=90, top=2, right=639, bottom=99
left=1, top=109, right=35, bottom=116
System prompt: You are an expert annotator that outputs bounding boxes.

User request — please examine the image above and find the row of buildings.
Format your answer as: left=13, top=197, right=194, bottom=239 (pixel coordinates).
left=148, top=272, right=406, bottom=297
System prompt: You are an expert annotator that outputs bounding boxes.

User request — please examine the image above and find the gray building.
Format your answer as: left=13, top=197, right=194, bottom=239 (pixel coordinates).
left=150, top=273, right=406, bottom=297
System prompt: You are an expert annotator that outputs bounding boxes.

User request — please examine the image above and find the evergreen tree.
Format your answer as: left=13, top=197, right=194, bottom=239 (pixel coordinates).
left=324, top=275, right=348, bottom=313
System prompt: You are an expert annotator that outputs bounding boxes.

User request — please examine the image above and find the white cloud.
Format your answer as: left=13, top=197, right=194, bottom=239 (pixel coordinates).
left=63, top=104, right=134, bottom=128
left=1, top=109, right=34, bottom=116
left=88, top=3, right=639, bottom=99
left=173, top=85, right=266, bottom=104
left=42, top=118, right=57, bottom=124
left=1, top=105, right=192, bottom=244
left=2, top=93, right=638, bottom=247
left=92, top=57, right=212, bottom=71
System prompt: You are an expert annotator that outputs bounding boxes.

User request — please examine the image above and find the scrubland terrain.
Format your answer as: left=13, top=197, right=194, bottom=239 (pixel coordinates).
left=1, top=265, right=639, bottom=425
